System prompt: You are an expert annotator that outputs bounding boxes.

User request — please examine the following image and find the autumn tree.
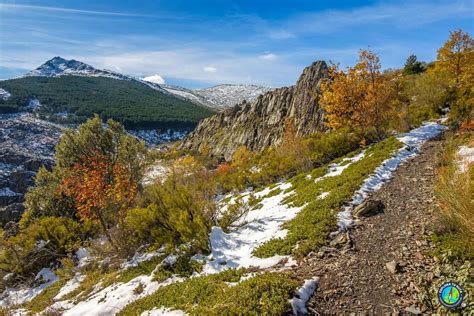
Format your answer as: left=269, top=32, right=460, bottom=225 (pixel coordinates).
left=320, top=49, right=396, bottom=139
left=24, top=116, right=148, bottom=247
left=433, top=29, right=473, bottom=126
left=62, top=154, right=138, bottom=247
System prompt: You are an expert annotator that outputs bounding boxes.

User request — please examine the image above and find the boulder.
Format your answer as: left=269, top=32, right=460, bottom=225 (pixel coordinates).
left=385, top=260, right=399, bottom=274
left=8, top=170, right=36, bottom=193
left=0, top=203, right=25, bottom=225
left=353, top=200, right=384, bottom=217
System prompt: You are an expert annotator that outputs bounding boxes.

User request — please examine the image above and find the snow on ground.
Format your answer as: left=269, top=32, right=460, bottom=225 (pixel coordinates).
left=60, top=275, right=183, bottom=316
left=203, top=182, right=302, bottom=274
left=336, top=121, right=447, bottom=230
left=54, top=273, right=86, bottom=300
left=316, top=150, right=366, bottom=181
left=120, top=248, right=164, bottom=269
left=140, top=307, right=186, bottom=316
left=457, top=146, right=474, bottom=173
left=143, top=163, right=169, bottom=185
left=0, top=268, right=58, bottom=307
left=291, top=277, right=319, bottom=315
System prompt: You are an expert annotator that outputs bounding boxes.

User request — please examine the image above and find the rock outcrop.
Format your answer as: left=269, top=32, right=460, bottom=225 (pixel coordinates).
left=0, top=113, right=61, bottom=223
left=180, top=61, right=328, bottom=160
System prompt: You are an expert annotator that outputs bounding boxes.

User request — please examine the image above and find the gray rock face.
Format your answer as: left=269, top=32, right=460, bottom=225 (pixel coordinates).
left=180, top=61, right=328, bottom=160
left=0, top=113, right=62, bottom=221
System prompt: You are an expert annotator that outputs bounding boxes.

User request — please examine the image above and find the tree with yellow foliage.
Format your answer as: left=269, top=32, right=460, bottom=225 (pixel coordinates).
left=433, top=29, right=473, bottom=126
left=320, top=49, right=396, bottom=139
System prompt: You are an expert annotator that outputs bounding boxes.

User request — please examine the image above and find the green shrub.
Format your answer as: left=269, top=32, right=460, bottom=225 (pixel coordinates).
left=119, top=271, right=299, bottom=315
left=153, top=254, right=203, bottom=282
left=126, top=175, right=215, bottom=252
left=0, top=217, right=96, bottom=277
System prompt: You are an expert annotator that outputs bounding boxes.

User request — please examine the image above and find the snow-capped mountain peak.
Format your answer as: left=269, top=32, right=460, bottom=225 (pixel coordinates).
left=22, top=57, right=169, bottom=93
left=24, top=57, right=99, bottom=77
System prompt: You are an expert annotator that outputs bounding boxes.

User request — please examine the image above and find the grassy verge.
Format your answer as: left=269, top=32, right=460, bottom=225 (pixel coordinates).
left=432, top=132, right=474, bottom=261
left=23, top=279, right=68, bottom=313
left=253, top=137, right=403, bottom=258
left=418, top=132, right=473, bottom=313
left=118, top=270, right=300, bottom=315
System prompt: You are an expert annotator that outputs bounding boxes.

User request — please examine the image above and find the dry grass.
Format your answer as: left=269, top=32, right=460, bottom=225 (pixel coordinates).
left=434, top=132, right=474, bottom=260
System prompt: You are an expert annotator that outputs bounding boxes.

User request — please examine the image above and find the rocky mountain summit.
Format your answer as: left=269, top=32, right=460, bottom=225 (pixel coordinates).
left=181, top=61, right=328, bottom=160
left=0, top=114, right=62, bottom=224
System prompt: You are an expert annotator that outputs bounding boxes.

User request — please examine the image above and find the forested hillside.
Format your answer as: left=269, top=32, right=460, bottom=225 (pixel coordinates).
left=0, top=76, right=215, bottom=129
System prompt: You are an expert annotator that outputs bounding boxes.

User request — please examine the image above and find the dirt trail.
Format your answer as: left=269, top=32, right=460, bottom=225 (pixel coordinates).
left=299, top=138, right=443, bottom=314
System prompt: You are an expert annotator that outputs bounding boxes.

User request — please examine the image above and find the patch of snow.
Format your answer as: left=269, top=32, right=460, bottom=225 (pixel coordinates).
left=318, top=192, right=330, bottom=199
left=0, top=268, right=58, bottom=307
left=75, top=248, right=92, bottom=268
left=290, top=277, right=319, bottom=315
left=61, top=275, right=183, bottom=316
left=25, top=97, right=41, bottom=111
left=203, top=182, right=302, bottom=274
left=316, top=150, right=366, bottom=181
left=121, top=249, right=164, bottom=269
left=141, top=307, right=187, bottom=316
left=457, top=146, right=474, bottom=173
left=129, top=129, right=190, bottom=146
left=336, top=121, right=447, bottom=230
left=193, top=84, right=274, bottom=108
left=55, top=273, right=86, bottom=300
left=143, top=163, right=169, bottom=185
left=0, top=88, right=11, bottom=100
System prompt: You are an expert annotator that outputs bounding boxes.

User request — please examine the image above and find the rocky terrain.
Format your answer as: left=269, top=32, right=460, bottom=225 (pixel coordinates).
left=181, top=61, right=328, bottom=160
left=0, top=114, right=62, bottom=224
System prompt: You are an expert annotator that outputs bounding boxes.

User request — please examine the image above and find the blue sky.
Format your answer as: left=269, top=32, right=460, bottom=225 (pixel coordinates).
left=0, top=0, right=472, bottom=88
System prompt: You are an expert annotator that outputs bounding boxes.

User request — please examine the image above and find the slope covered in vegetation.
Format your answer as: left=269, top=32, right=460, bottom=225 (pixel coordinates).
left=0, top=76, right=215, bottom=129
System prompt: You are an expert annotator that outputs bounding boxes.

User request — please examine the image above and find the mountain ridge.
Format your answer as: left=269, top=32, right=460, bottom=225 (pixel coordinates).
left=22, top=57, right=272, bottom=109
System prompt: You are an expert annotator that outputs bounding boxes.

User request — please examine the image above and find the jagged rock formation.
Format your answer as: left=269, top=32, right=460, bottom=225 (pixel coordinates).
left=180, top=61, right=328, bottom=160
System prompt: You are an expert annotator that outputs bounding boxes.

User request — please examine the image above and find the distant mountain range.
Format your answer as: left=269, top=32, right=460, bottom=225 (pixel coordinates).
left=0, top=57, right=272, bottom=129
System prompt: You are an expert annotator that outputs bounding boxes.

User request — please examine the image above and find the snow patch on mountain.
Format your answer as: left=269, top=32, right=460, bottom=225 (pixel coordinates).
left=194, top=84, right=274, bottom=108
left=0, top=88, right=11, bottom=101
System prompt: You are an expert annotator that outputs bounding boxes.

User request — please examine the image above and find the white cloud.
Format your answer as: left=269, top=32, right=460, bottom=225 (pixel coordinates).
left=203, top=66, right=217, bottom=73
left=143, top=74, right=165, bottom=84
left=259, top=53, right=277, bottom=61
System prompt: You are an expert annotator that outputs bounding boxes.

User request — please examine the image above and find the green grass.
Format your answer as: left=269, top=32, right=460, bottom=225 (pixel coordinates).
left=265, top=187, right=282, bottom=198
left=22, top=278, right=67, bottom=313
left=253, top=137, right=403, bottom=258
left=118, top=270, right=300, bottom=315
